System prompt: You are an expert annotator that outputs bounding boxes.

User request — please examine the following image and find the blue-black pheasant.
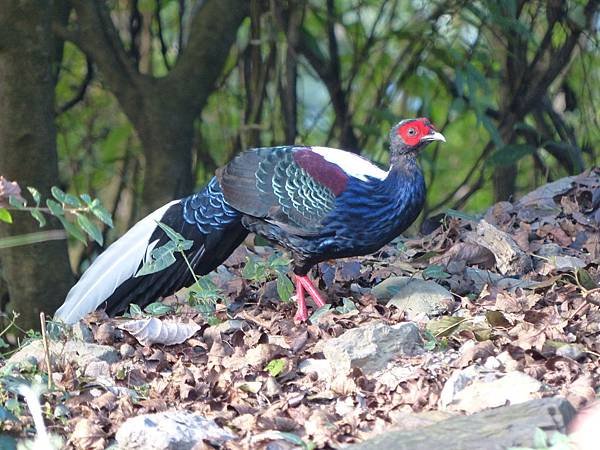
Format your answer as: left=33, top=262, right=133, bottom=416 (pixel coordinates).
left=55, top=118, right=445, bottom=323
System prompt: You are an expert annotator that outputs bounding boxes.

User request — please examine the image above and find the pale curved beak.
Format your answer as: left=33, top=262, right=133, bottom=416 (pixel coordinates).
left=423, top=131, right=446, bottom=143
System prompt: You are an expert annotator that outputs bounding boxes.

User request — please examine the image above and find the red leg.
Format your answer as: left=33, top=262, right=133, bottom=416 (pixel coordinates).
left=293, top=276, right=308, bottom=322
left=296, top=275, right=327, bottom=308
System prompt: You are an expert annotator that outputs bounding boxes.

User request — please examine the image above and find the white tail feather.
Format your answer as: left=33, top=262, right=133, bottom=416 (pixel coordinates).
left=55, top=201, right=179, bottom=324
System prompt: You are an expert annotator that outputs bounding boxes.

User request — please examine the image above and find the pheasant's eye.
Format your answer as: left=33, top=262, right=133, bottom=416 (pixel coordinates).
left=407, top=127, right=417, bottom=136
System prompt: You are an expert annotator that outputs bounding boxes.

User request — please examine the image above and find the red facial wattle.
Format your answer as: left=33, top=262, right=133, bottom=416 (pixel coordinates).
left=397, top=118, right=435, bottom=147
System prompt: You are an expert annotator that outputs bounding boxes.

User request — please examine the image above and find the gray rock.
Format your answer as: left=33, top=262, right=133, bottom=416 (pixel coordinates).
left=119, top=343, right=135, bottom=358
left=84, top=360, right=111, bottom=379
left=349, top=397, right=575, bottom=450
left=298, top=358, right=333, bottom=381
left=7, top=339, right=119, bottom=369
left=464, top=268, right=541, bottom=292
left=371, top=277, right=453, bottom=318
left=71, top=322, right=94, bottom=343
left=323, top=322, right=423, bottom=375
left=556, top=344, right=586, bottom=361
left=441, top=369, right=543, bottom=413
left=115, top=410, right=236, bottom=449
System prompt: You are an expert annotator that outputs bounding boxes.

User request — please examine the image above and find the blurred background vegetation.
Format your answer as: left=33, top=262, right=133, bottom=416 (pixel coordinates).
left=0, top=0, right=598, bottom=330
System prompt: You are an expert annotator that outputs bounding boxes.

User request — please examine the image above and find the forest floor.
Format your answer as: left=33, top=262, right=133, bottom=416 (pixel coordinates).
left=1, top=169, right=599, bottom=449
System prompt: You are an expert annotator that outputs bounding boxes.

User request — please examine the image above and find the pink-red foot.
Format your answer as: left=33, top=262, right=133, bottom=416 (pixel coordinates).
left=293, top=274, right=327, bottom=322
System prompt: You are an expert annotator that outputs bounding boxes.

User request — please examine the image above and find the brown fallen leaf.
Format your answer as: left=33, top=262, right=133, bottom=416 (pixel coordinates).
left=70, top=418, right=106, bottom=450
left=117, top=317, right=200, bottom=346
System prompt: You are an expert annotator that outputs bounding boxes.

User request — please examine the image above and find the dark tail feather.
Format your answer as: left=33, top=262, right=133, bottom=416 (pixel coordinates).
left=103, top=217, right=247, bottom=317
left=55, top=177, right=247, bottom=324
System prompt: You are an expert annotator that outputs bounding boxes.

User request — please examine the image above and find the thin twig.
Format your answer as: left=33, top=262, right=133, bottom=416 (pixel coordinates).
left=40, top=312, right=53, bottom=391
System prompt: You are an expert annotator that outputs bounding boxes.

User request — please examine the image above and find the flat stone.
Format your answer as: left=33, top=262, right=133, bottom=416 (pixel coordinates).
left=84, top=360, right=111, bottom=379
left=115, top=410, right=236, bottom=449
left=7, top=339, right=119, bottom=370
left=349, top=397, right=575, bottom=450
left=298, top=358, right=333, bottom=381
left=556, top=344, right=586, bottom=361
left=441, top=369, right=543, bottom=414
left=323, top=321, right=423, bottom=375
left=371, top=277, right=453, bottom=318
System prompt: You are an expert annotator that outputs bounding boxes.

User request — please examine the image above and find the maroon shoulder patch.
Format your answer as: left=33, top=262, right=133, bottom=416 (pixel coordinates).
left=293, top=148, right=348, bottom=196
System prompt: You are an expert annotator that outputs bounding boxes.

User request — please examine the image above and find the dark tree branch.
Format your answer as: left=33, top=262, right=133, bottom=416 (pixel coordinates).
left=67, top=0, right=145, bottom=120
left=167, top=0, right=249, bottom=115
left=128, top=0, right=142, bottom=65
left=155, top=0, right=172, bottom=71
left=57, top=57, right=94, bottom=114
left=273, top=0, right=304, bottom=142
left=52, top=0, right=72, bottom=85
left=177, top=0, right=185, bottom=51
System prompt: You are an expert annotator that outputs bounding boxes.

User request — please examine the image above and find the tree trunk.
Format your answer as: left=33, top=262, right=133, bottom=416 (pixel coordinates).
left=0, top=0, right=74, bottom=331
left=136, top=105, right=195, bottom=214
left=65, top=0, right=249, bottom=216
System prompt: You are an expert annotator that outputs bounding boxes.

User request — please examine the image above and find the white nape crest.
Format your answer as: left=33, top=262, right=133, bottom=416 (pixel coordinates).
left=311, top=146, right=389, bottom=181
left=54, top=200, right=179, bottom=325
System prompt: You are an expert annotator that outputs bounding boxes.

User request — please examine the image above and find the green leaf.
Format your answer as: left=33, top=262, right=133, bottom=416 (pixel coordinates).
left=80, top=193, right=92, bottom=205
left=276, top=273, right=294, bottom=302
left=335, top=298, right=358, bottom=314
left=423, top=264, right=450, bottom=280
left=268, top=254, right=293, bottom=273
left=135, top=241, right=177, bottom=277
left=135, top=244, right=177, bottom=277
left=487, top=144, right=536, bottom=167
left=27, top=186, right=41, bottom=205
left=30, top=209, right=46, bottom=227
left=486, top=310, right=512, bottom=328
left=189, top=276, right=222, bottom=303
left=308, top=304, right=332, bottom=323
left=89, top=199, right=114, bottom=227
left=63, top=193, right=82, bottom=207
left=265, top=358, right=286, bottom=377
left=0, top=208, right=13, bottom=224
left=57, top=216, right=87, bottom=244
left=577, top=268, right=597, bottom=290
left=8, top=195, right=26, bottom=209
left=426, top=316, right=466, bottom=337
left=77, top=214, right=103, bottom=245
left=144, top=302, right=173, bottom=316
left=46, top=199, right=64, bottom=216
left=242, top=256, right=268, bottom=282
left=156, top=221, right=193, bottom=251
left=192, top=296, right=217, bottom=319
left=51, top=186, right=67, bottom=203
left=129, top=303, right=143, bottom=318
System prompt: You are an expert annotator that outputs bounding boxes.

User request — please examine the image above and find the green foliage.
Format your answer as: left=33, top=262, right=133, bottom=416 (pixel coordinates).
left=143, top=302, right=173, bottom=316
left=422, top=329, right=449, bottom=352
left=0, top=184, right=112, bottom=249
left=135, top=222, right=193, bottom=277
left=422, top=264, right=451, bottom=280
left=134, top=222, right=225, bottom=323
left=242, top=254, right=294, bottom=302
left=264, top=358, right=286, bottom=377
left=508, top=427, right=573, bottom=450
